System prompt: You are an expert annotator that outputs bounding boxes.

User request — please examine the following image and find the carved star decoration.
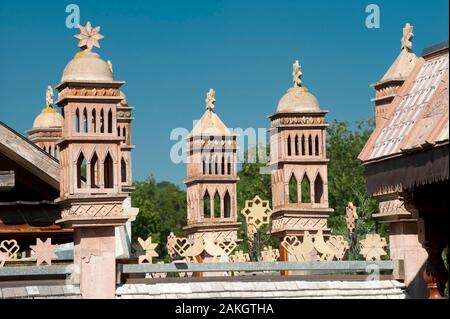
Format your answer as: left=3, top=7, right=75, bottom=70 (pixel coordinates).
left=74, top=21, right=104, bottom=51
left=30, top=238, right=57, bottom=266
left=359, top=234, right=387, bottom=261
left=133, top=237, right=159, bottom=264
left=241, top=195, right=272, bottom=240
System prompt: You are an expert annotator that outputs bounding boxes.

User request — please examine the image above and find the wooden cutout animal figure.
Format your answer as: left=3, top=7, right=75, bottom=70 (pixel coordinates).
left=326, top=235, right=349, bottom=261
left=313, top=230, right=336, bottom=261
left=281, top=232, right=316, bottom=261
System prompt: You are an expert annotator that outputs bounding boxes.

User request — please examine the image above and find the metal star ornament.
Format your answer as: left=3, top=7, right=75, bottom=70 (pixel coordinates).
left=30, top=238, right=57, bottom=266
left=74, top=21, right=104, bottom=51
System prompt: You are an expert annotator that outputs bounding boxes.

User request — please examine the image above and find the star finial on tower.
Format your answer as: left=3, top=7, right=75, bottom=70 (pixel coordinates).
left=401, top=23, right=414, bottom=52
left=74, top=21, right=104, bottom=51
left=205, top=88, right=216, bottom=111
left=292, top=60, right=302, bottom=87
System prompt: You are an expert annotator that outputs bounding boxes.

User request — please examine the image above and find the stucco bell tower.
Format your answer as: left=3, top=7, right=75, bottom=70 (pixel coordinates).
left=55, top=22, right=134, bottom=298
left=183, top=89, right=240, bottom=243
left=269, top=60, right=333, bottom=246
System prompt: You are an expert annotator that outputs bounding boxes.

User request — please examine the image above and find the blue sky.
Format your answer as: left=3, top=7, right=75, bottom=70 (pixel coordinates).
left=0, top=0, right=448, bottom=186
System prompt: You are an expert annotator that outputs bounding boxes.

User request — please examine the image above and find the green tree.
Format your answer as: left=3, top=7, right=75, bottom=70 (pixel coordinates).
left=131, top=176, right=186, bottom=261
left=326, top=119, right=388, bottom=259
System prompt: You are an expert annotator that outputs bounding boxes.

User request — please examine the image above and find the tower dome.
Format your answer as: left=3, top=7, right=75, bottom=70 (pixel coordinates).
left=61, top=50, right=113, bottom=82
left=277, top=86, right=321, bottom=113
left=32, top=106, right=64, bottom=128
left=276, top=60, right=321, bottom=113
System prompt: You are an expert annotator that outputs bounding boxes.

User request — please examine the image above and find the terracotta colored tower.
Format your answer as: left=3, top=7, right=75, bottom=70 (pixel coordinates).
left=27, top=86, right=63, bottom=159
left=269, top=60, right=333, bottom=245
left=55, top=22, right=132, bottom=298
left=183, top=89, right=240, bottom=243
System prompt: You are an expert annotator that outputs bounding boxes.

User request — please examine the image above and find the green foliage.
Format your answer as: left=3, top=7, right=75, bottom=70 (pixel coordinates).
left=326, top=119, right=388, bottom=259
left=131, top=176, right=186, bottom=261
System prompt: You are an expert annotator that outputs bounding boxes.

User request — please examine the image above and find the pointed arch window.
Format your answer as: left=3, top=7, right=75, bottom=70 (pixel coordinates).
left=121, top=157, right=127, bottom=183
left=202, top=158, right=207, bottom=175
left=301, top=135, right=306, bottom=156
left=104, top=152, right=114, bottom=188
left=221, top=155, right=225, bottom=175
left=75, top=109, right=80, bottom=133
left=287, top=135, right=292, bottom=156
left=100, top=109, right=105, bottom=133
left=315, top=135, right=320, bottom=156
left=92, top=109, right=97, bottom=132
left=90, top=152, right=99, bottom=188
left=214, top=191, right=221, bottom=218
left=107, top=109, right=113, bottom=133
left=289, top=174, right=298, bottom=203
left=76, top=153, right=87, bottom=188
left=294, top=135, right=299, bottom=156
left=314, top=174, right=324, bottom=203
left=308, top=135, right=313, bottom=156
left=203, top=191, right=211, bottom=218
left=83, top=108, right=88, bottom=133
left=301, top=175, right=311, bottom=203
left=224, top=191, right=231, bottom=218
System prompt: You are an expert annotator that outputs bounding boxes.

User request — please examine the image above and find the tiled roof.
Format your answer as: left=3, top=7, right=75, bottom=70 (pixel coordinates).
left=359, top=44, right=449, bottom=162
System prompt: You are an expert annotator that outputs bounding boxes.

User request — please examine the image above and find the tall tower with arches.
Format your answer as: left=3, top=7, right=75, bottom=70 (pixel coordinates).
left=55, top=22, right=134, bottom=298
left=269, top=60, right=333, bottom=246
left=184, top=89, right=240, bottom=243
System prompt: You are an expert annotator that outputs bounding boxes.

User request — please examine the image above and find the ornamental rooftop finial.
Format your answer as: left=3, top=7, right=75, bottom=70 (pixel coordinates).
left=45, top=85, right=54, bottom=108
left=292, top=60, right=302, bottom=87
left=205, top=88, right=216, bottom=111
left=74, top=21, right=104, bottom=51
left=401, top=23, right=414, bottom=52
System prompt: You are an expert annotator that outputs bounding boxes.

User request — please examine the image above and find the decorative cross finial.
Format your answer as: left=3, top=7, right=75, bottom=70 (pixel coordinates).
left=45, top=85, right=54, bottom=108
left=401, top=23, right=414, bottom=52
left=205, top=88, right=216, bottom=111
left=74, top=21, right=104, bottom=51
left=292, top=60, right=302, bottom=87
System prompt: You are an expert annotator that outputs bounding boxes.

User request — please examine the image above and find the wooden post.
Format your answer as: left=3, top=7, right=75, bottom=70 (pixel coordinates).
left=279, top=243, right=289, bottom=276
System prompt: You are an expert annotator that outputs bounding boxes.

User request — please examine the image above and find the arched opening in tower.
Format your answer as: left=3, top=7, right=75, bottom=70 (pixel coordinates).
left=314, top=174, right=324, bottom=203
left=224, top=191, right=231, bottom=218
left=287, top=135, right=292, bottom=156
left=315, top=135, right=320, bottom=156
left=203, top=191, right=211, bottom=218
left=121, top=157, right=127, bottom=183
left=75, top=108, right=80, bottom=133
left=83, top=108, right=88, bottom=133
left=76, top=152, right=87, bottom=188
left=91, top=152, right=99, bottom=188
left=214, top=191, right=221, bottom=218
left=289, top=174, right=298, bottom=203
left=107, top=109, right=113, bottom=133
left=104, top=152, right=114, bottom=188
left=301, top=174, right=311, bottom=203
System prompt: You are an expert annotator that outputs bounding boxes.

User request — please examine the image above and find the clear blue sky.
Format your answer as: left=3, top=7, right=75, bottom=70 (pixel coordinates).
left=0, top=0, right=448, bottom=186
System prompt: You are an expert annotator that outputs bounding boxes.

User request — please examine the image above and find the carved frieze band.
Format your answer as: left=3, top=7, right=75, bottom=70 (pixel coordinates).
left=61, top=203, right=123, bottom=218
left=377, top=198, right=411, bottom=217
left=272, top=116, right=325, bottom=127
left=187, top=230, right=237, bottom=243
left=59, top=87, right=121, bottom=99
left=271, top=217, right=327, bottom=232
